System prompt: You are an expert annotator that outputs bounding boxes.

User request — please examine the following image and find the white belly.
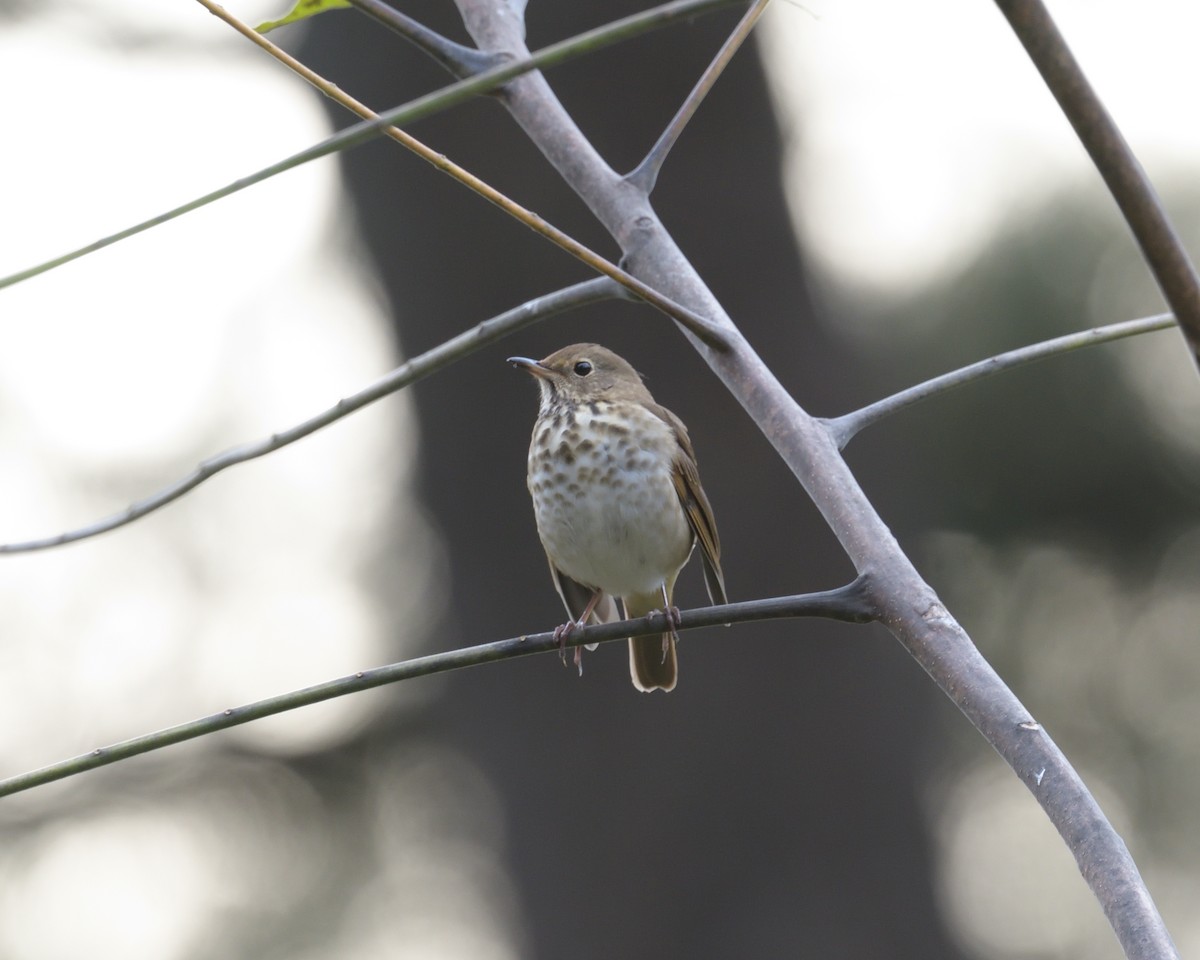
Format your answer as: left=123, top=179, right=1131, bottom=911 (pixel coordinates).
left=528, top=403, right=693, bottom=598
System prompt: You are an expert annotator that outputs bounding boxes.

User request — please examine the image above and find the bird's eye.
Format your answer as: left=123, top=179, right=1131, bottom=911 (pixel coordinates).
left=573, top=360, right=593, bottom=377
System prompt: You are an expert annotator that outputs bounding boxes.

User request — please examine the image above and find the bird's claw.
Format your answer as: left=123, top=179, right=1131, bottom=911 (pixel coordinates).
left=661, top=605, right=682, bottom=661
left=553, top=619, right=585, bottom=669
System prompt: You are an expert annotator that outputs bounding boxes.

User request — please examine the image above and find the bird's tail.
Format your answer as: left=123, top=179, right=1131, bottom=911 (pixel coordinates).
left=623, top=588, right=677, bottom=693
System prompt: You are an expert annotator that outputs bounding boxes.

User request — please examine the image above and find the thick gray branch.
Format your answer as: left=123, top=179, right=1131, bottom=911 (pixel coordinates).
left=452, top=1, right=1178, bottom=956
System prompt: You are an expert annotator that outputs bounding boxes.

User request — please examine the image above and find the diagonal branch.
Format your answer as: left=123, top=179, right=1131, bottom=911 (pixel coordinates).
left=199, top=0, right=729, bottom=349
left=0, top=582, right=875, bottom=798
left=825, top=313, right=1177, bottom=446
left=454, top=2, right=1180, bottom=956
left=0, top=278, right=620, bottom=554
left=626, top=0, right=770, bottom=193
left=994, top=0, right=1200, bottom=372
left=0, top=0, right=743, bottom=299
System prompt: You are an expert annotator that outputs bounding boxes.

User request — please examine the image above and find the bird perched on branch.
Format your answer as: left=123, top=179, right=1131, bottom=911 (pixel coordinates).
left=509, top=343, right=726, bottom=692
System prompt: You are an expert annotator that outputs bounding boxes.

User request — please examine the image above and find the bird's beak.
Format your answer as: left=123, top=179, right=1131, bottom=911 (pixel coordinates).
left=507, top=356, right=553, bottom=380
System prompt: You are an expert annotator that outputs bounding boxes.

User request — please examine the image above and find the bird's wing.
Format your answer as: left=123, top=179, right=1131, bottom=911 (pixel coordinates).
left=653, top=404, right=727, bottom=606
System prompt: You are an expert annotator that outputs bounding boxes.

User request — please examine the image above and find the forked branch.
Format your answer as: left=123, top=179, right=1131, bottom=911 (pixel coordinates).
left=625, top=0, right=770, bottom=193
left=346, top=0, right=495, bottom=77
left=453, top=1, right=1179, bottom=956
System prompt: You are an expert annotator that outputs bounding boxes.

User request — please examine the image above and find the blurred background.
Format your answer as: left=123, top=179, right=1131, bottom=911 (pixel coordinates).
left=1, top=0, right=1198, bottom=957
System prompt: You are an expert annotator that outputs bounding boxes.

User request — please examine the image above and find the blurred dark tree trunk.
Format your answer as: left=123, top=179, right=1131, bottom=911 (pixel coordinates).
left=300, top=4, right=961, bottom=957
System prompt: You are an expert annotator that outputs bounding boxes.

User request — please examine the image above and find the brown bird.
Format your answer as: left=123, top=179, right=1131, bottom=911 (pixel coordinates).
left=509, top=344, right=726, bottom=692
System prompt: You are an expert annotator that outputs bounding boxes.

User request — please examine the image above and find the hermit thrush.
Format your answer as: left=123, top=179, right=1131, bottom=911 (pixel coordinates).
left=509, top=343, right=727, bottom=692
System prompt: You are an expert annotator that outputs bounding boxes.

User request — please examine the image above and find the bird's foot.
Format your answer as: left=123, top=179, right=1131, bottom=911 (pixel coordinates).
left=554, top=619, right=583, bottom=662
left=661, top=605, right=682, bottom=662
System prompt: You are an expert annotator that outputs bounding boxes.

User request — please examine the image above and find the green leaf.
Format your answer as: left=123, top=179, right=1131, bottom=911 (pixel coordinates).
left=255, top=0, right=351, bottom=33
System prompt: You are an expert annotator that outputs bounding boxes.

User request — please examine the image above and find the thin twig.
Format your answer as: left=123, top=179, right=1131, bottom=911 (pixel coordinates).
left=994, top=0, right=1200, bottom=372
left=825, top=313, right=1177, bottom=447
left=0, top=0, right=742, bottom=318
left=346, top=0, right=495, bottom=77
left=0, top=582, right=875, bottom=798
left=626, top=0, right=771, bottom=193
left=198, top=0, right=730, bottom=349
left=0, top=278, right=620, bottom=554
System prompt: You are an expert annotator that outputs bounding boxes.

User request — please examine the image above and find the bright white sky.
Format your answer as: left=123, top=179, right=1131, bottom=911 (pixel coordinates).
left=2, top=1, right=1198, bottom=958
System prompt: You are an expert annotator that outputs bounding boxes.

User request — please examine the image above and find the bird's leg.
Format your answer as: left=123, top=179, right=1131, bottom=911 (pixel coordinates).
left=659, top=583, right=682, bottom=663
left=553, top=589, right=604, bottom=668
